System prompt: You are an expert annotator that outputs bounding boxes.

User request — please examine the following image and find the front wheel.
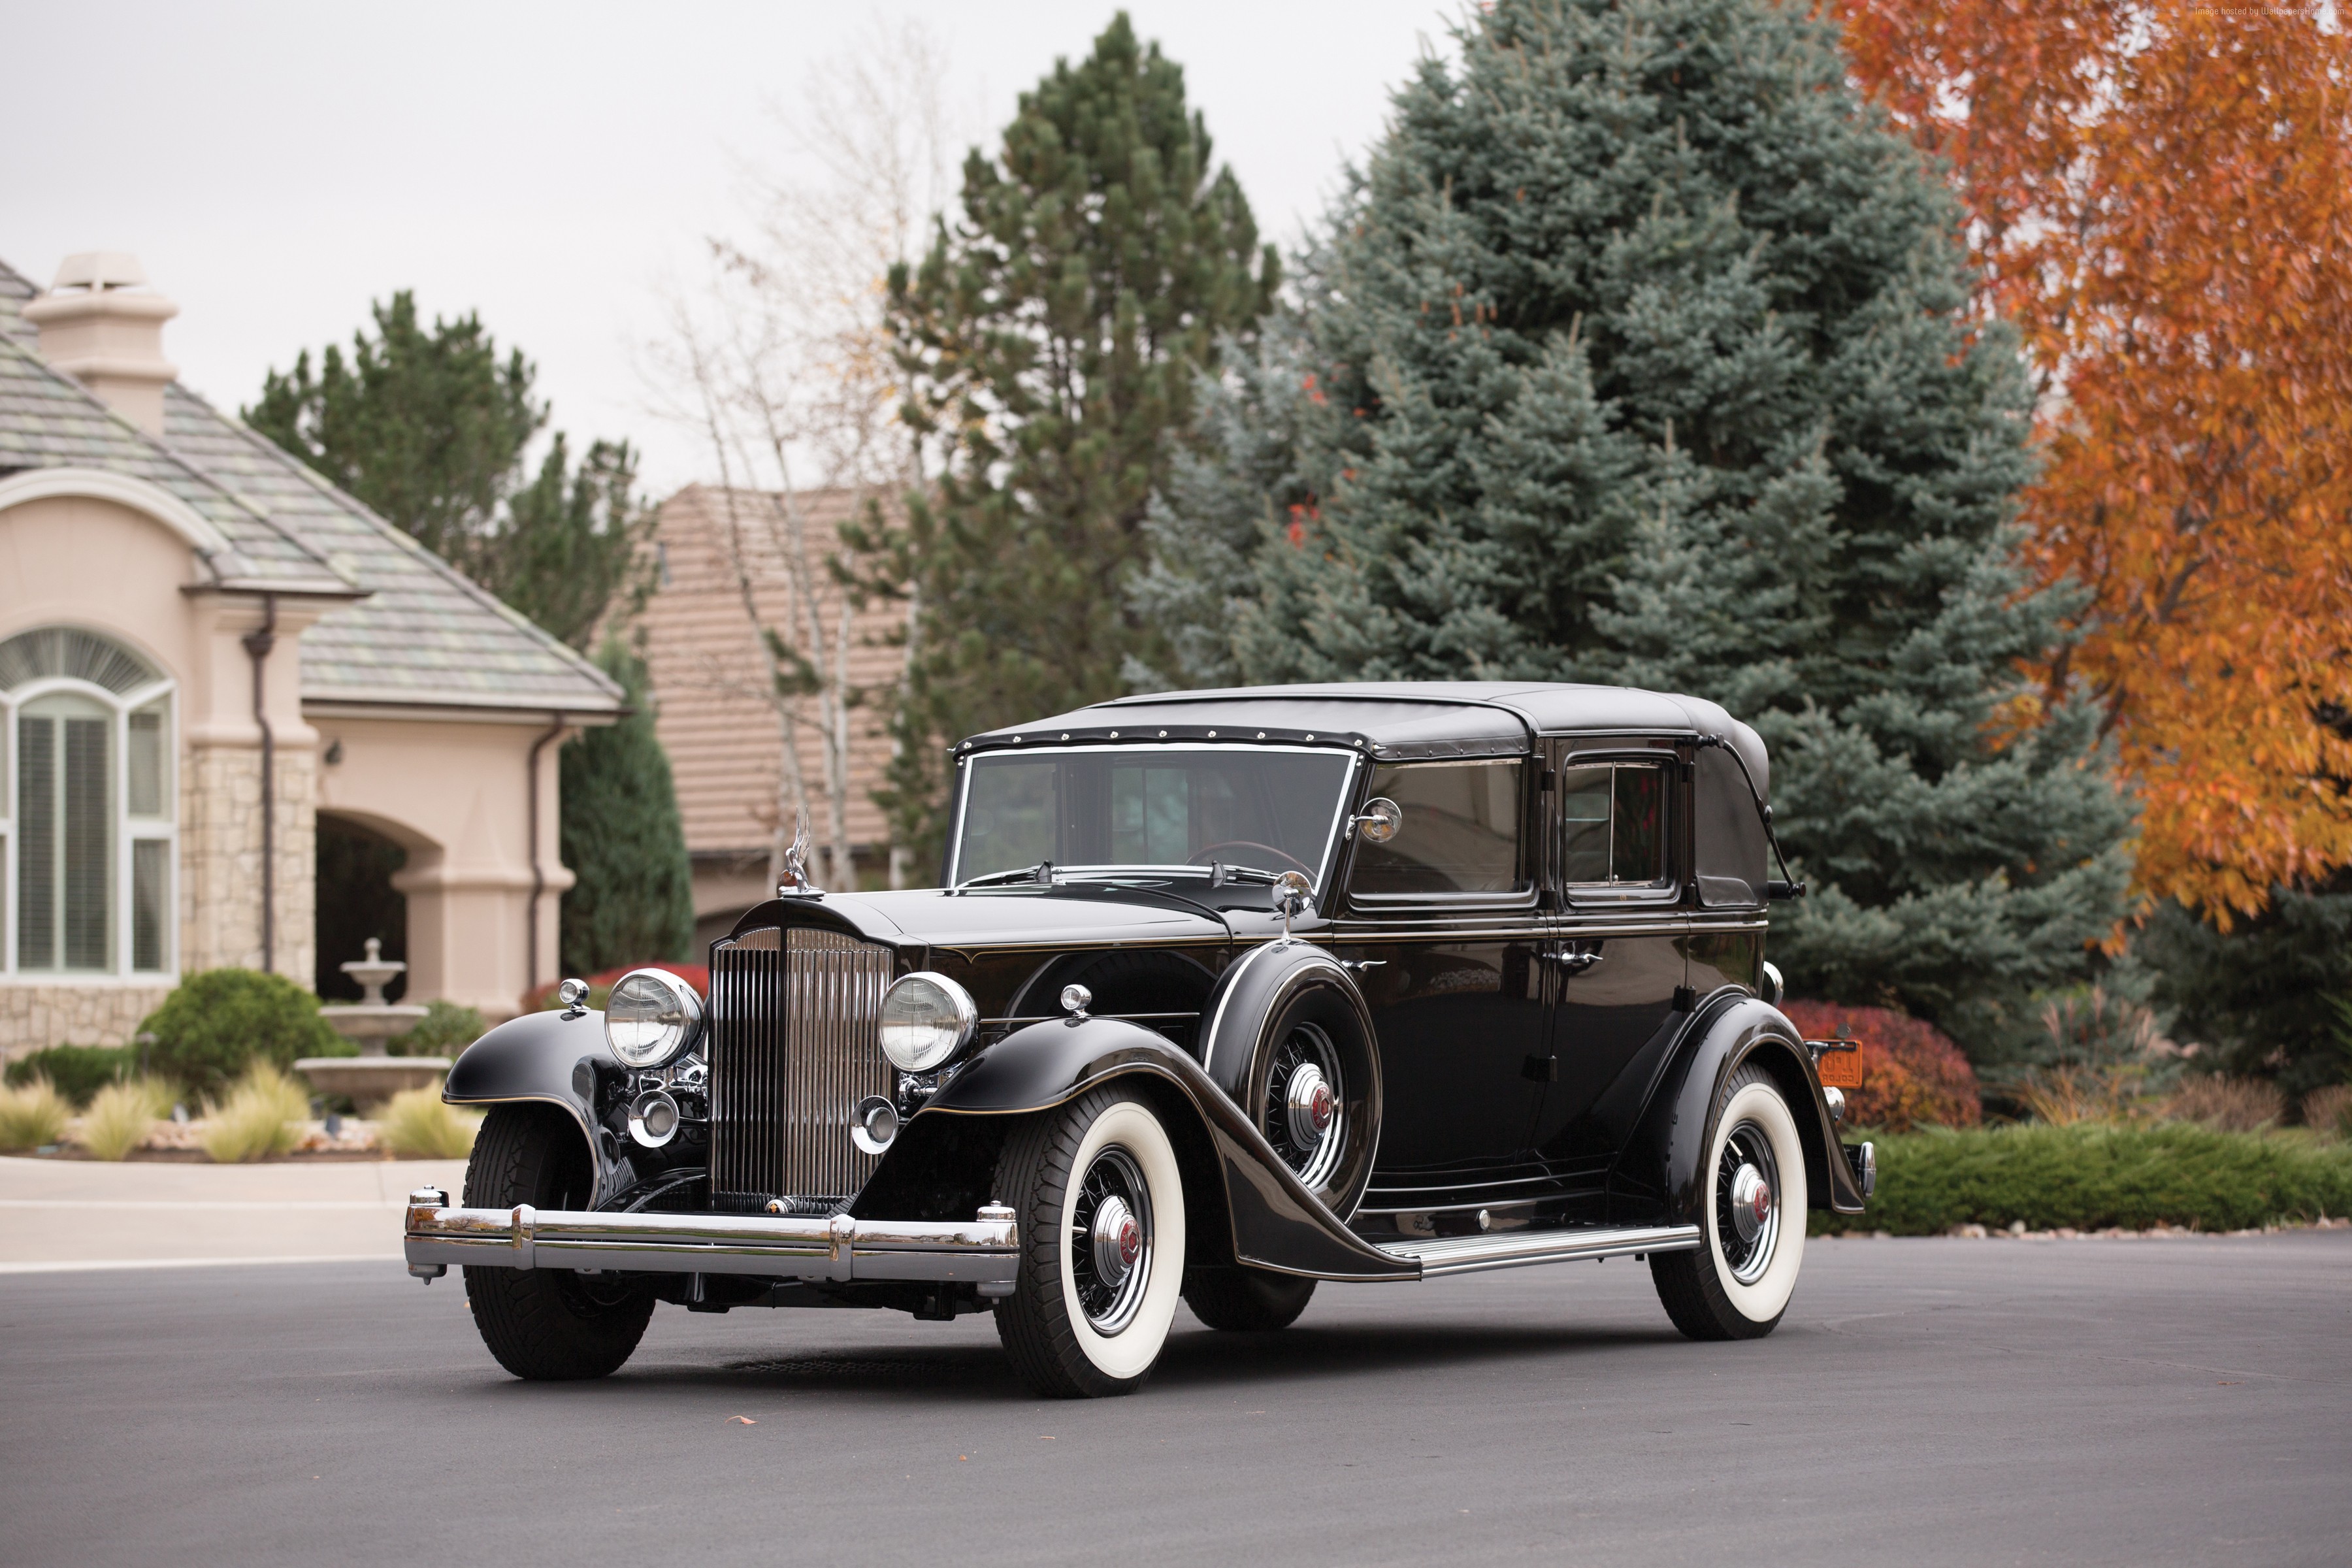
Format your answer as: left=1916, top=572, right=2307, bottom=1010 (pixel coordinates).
left=1650, top=1065, right=1808, bottom=1341
left=461, top=1105, right=653, bottom=1380
left=994, top=1088, right=1188, bottom=1397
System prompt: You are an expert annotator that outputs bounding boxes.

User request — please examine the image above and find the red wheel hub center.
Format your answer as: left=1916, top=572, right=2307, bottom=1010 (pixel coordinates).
left=1308, top=1083, right=1335, bottom=1134
left=1116, top=1214, right=1142, bottom=1267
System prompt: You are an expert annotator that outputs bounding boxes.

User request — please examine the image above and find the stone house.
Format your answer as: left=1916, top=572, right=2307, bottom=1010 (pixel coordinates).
left=0, top=253, right=621, bottom=1057
left=638, top=483, right=906, bottom=945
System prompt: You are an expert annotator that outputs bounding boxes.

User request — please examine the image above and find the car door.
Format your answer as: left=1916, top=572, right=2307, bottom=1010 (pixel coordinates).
left=1524, top=742, right=1690, bottom=1163
left=1332, top=755, right=1550, bottom=1205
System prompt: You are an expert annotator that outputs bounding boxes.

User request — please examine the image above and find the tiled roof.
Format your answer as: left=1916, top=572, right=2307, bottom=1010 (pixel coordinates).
left=0, top=259, right=619, bottom=714
left=642, top=485, right=904, bottom=853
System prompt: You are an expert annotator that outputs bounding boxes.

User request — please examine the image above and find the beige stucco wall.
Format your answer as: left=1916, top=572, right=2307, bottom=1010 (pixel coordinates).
left=312, top=711, right=573, bottom=1022
left=0, top=489, right=322, bottom=1053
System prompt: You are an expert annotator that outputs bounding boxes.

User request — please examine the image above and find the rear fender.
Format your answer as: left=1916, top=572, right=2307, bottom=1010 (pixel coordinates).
left=1621, top=995, right=1865, bottom=1220
left=911, top=1016, right=1416, bottom=1281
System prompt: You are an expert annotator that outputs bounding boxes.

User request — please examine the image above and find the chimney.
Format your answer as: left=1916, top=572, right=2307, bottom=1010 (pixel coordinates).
left=22, top=252, right=180, bottom=437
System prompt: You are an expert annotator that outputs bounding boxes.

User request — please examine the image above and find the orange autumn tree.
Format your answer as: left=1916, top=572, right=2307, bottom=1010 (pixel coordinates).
left=1836, top=0, right=2352, bottom=924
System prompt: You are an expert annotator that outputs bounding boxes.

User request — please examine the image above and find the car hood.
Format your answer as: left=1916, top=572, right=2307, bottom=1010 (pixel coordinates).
left=764, top=884, right=1273, bottom=952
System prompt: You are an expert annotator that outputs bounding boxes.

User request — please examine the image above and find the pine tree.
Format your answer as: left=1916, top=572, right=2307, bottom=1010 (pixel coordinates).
left=1141, top=0, right=2133, bottom=1057
left=875, top=11, right=1279, bottom=866
left=247, top=292, right=651, bottom=650
left=559, top=642, right=695, bottom=974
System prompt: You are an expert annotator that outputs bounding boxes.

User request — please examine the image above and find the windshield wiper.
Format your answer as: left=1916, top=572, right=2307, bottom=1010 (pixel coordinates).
left=953, top=861, right=1056, bottom=892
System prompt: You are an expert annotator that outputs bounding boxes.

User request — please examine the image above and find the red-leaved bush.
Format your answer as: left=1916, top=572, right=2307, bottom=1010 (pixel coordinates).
left=1778, top=1002, right=1982, bottom=1131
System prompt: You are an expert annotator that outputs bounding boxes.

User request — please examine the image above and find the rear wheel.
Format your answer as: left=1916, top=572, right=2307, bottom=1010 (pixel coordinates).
left=994, top=1088, right=1187, bottom=1398
left=461, top=1105, right=653, bottom=1380
left=1183, top=1267, right=1316, bottom=1332
left=1650, top=1065, right=1808, bottom=1341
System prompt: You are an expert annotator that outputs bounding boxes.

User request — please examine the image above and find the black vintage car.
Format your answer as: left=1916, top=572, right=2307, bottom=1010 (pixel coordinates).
left=406, top=682, right=1872, bottom=1397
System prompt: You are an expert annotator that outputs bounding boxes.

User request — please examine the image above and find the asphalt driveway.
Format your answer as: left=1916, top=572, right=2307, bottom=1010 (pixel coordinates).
left=2, top=1228, right=2345, bottom=1566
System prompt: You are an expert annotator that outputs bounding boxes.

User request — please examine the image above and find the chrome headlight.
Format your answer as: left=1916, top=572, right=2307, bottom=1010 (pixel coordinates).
left=879, top=971, right=977, bottom=1073
left=605, top=968, right=704, bottom=1068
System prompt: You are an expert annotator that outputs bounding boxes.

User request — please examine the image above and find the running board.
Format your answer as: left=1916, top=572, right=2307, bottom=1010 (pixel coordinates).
left=1378, top=1223, right=1702, bottom=1279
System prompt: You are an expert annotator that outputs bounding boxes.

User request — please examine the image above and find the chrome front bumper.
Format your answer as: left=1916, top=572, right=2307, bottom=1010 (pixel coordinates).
left=402, top=1188, right=1018, bottom=1288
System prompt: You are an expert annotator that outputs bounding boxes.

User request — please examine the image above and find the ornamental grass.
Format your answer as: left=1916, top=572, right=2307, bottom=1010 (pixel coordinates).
left=1812, top=1122, right=2352, bottom=1236
left=0, top=1077, right=70, bottom=1151
left=78, top=1077, right=174, bottom=1161
left=2300, top=1085, right=2352, bottom=1139
left=2163, top=1075, right=2286, bottom=1134
left=378, top=1086, right=479, bottom=1159
left=199, top=1064, right=309, bottom=1163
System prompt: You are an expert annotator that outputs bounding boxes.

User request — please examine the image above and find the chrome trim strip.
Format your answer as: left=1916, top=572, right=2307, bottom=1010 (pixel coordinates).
left=1377, top=1223, right=1701, bottom=1278
left=403, top=1199, right=1019, bottom=1285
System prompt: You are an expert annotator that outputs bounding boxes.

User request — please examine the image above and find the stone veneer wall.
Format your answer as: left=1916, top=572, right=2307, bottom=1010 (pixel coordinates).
left=180, top=742, right=316, bottom=981
left=0, top=987, right=174, bottom=1054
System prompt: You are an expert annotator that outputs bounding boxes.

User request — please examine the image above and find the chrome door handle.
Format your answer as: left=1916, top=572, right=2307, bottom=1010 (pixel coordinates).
left=1338, top=958, right=1387, bottom=974
left=1543, top=951, right=1604, bottom=973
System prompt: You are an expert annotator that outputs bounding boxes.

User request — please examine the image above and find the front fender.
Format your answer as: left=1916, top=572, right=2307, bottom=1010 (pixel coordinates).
left=443, top=1007, right=613, bottom=1188
left=915, top=1017, right=1416, bottom=1282
left=1620, top=996, right=1866, bottom=1221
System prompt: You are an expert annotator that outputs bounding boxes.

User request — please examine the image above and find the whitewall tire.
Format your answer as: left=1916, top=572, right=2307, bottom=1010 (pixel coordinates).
left=995, top=1088, right=1188, bottom=1397
left=1651, top=1065, right=1807, bottom=1340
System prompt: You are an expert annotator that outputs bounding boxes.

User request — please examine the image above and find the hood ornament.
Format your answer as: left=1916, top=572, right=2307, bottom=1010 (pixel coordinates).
left=779, top=815, right=823, bottom=898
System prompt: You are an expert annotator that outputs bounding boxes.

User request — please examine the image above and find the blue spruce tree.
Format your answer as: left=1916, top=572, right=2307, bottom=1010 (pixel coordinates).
left=1138, top=0, right=2132, bottom=1056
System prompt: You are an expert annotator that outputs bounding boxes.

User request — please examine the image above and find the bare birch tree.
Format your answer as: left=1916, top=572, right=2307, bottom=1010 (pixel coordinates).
left=647, top=18, right=961, bottom=892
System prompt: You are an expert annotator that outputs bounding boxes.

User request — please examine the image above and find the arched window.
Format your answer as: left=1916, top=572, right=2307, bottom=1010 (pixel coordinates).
left=0, top=628, right=175, bottom=977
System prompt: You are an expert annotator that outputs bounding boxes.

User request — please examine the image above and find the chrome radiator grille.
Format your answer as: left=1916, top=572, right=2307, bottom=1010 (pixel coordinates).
left=708, top=926, right=895, bottom=1201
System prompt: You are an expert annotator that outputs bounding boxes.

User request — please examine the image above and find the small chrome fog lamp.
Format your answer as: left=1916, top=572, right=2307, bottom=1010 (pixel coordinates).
left=851, top=1094, right=900, bottom=1155
left=1759, top=960, right=1786, bottom=1007
left=628, top=1088, right=681, bottom=1149
left=878, top=972, right=977, bottom=1073
left=605, top=968, right=703, bottom=1068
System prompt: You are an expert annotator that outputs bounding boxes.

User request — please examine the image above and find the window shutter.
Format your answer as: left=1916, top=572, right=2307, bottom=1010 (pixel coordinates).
left=63, top=715, right=111, bottom=970
left=17, top=713, right=54, bottom=969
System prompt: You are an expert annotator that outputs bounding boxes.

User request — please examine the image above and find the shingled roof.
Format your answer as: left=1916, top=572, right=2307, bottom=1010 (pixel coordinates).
left=0, top=259, right=621, bottom=715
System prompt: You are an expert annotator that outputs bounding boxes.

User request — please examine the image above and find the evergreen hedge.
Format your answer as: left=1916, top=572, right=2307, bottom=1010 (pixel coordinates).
left=1813, top=1123, right=2352, bottom=1235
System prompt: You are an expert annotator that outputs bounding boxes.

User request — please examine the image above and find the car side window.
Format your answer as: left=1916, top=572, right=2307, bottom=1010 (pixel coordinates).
left=1559, top=762, right=1669, bottom=888
left=1350, top=760, right=1525, bottom=897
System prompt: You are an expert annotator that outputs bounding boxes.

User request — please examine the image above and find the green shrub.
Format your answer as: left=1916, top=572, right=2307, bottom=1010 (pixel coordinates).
left=198, top=1064, right=310, bottom=1163
left=0, top=1077, right=70, bottom=1151
left=388, top=1000, right=487, bottom=1058
left=79, top=1077, right=174, bottom=1161
left=5, top=1044, right=137, bottom=1107
left=1813, top=1122, right=2352, bottom=1235
left=378, top=1085, right=479, bottom=1158
left=141, top=969, right=345, bottom=1101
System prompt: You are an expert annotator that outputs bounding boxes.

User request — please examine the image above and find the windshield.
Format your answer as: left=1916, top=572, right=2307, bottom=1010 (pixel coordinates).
left=951, top=745, right=1356, bottom=886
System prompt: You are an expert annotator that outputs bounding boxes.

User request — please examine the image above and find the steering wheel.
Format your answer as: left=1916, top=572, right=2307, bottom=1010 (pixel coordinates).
left=1188, top=841, right=1316, bottom=878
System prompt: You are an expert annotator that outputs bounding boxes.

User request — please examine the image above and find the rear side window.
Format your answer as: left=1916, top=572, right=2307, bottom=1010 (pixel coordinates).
left=1559, top=762, right=1669, bottom=887
left=1350, top=760, right=1525, bottom=897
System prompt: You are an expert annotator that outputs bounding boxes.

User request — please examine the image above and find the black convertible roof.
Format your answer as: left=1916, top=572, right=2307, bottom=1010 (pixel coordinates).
left=960, top=681, right=1769, bottom=795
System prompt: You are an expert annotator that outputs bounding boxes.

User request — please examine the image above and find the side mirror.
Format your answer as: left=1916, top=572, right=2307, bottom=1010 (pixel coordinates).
left=1275, top=870, right=1313, bottom=936
left=1350, top=797, right=1402, bottom=844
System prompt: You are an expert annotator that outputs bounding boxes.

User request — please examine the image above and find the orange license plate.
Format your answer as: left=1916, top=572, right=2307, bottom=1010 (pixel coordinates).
left=1814, top=1047, right=1864, bottom=1090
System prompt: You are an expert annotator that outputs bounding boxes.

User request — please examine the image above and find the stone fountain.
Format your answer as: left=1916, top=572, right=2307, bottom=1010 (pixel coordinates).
left=294, top=939, right=448, bottom=1113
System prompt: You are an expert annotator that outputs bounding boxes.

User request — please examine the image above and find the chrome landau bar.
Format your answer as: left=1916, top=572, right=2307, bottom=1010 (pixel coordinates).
left=402, top=1188, right=1019, bottom=1286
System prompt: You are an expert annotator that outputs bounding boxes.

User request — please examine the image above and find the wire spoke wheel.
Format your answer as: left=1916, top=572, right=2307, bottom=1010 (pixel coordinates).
left=1714, top=1120, right=1781, bottom=1285
left=1068, top=1145, right=1154, bottom=1335
left=1262, top=1021, right=1345, bottom=1190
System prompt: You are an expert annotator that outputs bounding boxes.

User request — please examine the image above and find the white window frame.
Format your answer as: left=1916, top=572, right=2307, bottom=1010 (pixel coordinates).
left=0, top=670, right=178, bottom=983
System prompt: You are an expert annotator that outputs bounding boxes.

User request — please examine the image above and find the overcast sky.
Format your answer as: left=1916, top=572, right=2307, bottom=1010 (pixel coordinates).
left=3, top=0, right=1464, bottom=493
